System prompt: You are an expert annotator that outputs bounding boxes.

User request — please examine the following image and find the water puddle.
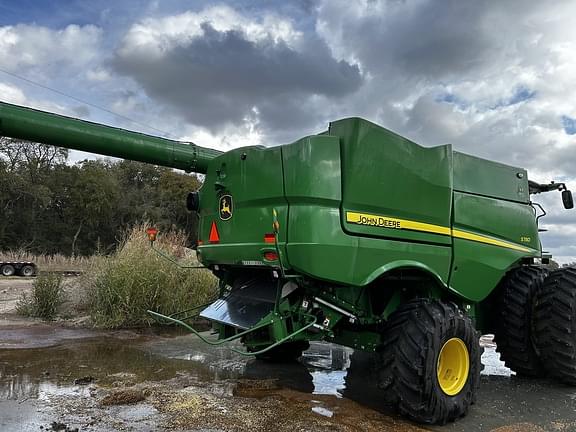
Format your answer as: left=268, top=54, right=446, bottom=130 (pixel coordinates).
left=0, top=328, right=574, bottom=431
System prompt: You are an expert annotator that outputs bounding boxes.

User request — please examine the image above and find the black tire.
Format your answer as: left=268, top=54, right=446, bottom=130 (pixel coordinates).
left=19, top=265, right=35, bottom=277
left=493, top=266, right=547, bottom=376
left=377, top=299, right=482, bottom=424
left=533, top=267, right=576, bottom=384
left=1, top=265, right=15, bottom=277
left=251, top=340, right=310, bottom=363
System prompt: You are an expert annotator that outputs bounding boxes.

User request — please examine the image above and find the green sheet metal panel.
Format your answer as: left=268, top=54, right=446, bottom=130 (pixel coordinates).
left=332, top=118, right=454, bottom=246
left=282, top=135, right=357, bottom=283
left=283, top=121, right=453, bottom=287
left=449, top=192, right=540, bottom=301
left=453, top=152, right=529, bottom=203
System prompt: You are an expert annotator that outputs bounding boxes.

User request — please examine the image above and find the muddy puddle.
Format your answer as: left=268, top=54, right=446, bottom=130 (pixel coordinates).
left=0, top=330, right=575, bottom=431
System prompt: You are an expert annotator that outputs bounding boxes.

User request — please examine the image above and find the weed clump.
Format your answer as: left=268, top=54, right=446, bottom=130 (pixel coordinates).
left=16, top=273, right=65, bottom=320
left=84, top=224, right=217, bottom=328
left=101, top=389, right=146, bottom=406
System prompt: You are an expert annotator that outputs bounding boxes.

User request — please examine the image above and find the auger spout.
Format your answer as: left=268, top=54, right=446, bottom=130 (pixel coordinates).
left=0, top=101, right=222, bottom=173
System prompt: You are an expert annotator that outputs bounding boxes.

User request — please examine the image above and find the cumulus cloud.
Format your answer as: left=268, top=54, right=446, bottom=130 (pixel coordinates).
left=316, top=0, right=576, bottom=177
left=0, top=83, right=27, bottom=105
left=0, top=23, right=102, bottom=75
left=0, top=82, right=72, bottom=114
left=111, top=5, right=363, bottom=138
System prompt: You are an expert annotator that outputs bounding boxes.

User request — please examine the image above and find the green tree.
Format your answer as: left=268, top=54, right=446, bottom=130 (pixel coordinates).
left=0, top=137, right=203, bottom=256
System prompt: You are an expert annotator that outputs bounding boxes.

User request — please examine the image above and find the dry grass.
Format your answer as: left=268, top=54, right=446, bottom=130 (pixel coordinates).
left=0, top=250, right=93, bottom=272
left=82, top=223, right=218, bottom=328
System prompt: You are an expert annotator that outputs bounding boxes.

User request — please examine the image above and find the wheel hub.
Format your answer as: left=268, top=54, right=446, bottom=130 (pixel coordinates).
left=437, top=337, right=470, bottom=396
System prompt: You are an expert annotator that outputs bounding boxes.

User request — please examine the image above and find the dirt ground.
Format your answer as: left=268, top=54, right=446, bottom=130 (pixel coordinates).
left=0, top=278, right=575, bottom=432
left=0, top=276, right=86, bottom=325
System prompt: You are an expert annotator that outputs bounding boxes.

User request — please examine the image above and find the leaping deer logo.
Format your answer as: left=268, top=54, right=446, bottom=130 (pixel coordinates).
left=219, top=195, right=233, bottom=220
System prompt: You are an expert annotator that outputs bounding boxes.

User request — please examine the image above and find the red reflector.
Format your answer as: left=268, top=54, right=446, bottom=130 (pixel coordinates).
left=263, top=252, right=279, bottom=261
left=209, top=222, right=220, bottom=243
left=264, top=233, right=276, bottom=244
left=146, top=227, right=158, bottom=242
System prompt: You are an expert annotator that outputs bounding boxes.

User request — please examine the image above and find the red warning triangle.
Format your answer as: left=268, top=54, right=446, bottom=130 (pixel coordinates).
left=209, top=221, right=220, bottom=243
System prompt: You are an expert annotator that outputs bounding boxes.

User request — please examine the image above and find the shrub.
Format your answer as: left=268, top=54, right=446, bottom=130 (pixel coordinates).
left=84, top=224, right=218, bottom=328
left=16, top=273, right=65, bottom=320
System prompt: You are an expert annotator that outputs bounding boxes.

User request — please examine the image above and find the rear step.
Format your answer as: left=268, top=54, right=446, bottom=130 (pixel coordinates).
left=200, top=277, right=276, bottom=330
left=147, top=276, right=316, bottom=357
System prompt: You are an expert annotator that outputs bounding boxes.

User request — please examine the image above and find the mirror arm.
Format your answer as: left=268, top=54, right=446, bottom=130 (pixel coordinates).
left=528, top=180, right=565, bottom=194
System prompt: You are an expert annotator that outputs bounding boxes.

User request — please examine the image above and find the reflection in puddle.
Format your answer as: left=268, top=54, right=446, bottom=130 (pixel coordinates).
left=481, top=346, right=513, bottom=377
left=310, top=371, right=347, bottom=397
left=480, top=335, right=513, bottom=377
left=311, top=405, right=334, bottom=417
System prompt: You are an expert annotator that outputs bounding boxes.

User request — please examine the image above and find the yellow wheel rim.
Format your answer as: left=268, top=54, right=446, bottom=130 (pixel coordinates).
left=437, top=337, right=469, bottom=396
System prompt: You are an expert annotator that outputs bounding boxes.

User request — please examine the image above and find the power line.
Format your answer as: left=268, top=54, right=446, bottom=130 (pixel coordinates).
left=0, top=67, right=177, bottom=139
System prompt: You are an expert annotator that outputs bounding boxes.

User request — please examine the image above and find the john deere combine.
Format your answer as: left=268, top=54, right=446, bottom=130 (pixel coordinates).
left=1, top=101, right=574, bottom=424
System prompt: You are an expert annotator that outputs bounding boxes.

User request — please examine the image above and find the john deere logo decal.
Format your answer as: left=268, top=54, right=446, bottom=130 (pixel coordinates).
left=219, top=195, right=233, bottom=220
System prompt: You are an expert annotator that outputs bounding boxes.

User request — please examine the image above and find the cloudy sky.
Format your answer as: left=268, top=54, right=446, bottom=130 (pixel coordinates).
left=0, top=0, right=574, bottom=262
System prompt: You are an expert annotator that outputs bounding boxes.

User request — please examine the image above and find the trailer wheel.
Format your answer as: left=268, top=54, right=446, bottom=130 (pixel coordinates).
left=1, top=265, right=15, bottom=277
left=534, top=267, right=576, bottom=384
left=251, top=341, right=310, bottom=363
left=377, top=299, right=482, bottom=424
left=19, top=265, right=35, bottom=277
left=493, top=266, right=547, bottom=376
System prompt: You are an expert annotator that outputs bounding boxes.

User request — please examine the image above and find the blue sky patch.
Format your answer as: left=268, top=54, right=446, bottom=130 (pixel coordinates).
left=508, top=86, right=536, bottom=105
left=436, top=85, right=536, bottom=112
left=562, top=116, right=576, bottom=135
left=435, top=92, right=469, bottom=109
left=490, top=85, right=536, bottom=110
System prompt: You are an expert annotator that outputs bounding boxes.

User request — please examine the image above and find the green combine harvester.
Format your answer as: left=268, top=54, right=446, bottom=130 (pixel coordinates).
left=1, top=101, right=574, bottom=424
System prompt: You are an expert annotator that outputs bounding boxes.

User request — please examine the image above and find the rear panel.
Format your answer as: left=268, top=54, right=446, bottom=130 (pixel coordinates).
left=197, top=146, right=288, bottom=266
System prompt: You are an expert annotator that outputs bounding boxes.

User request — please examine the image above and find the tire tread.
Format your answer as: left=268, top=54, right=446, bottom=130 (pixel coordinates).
left=534, top=267, right=576, bottom=384
left=493, top=266, right=547, bottom=376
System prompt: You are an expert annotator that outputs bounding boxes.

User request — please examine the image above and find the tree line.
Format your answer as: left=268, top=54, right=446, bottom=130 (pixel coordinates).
left=0, top=137, right=201, bottom=256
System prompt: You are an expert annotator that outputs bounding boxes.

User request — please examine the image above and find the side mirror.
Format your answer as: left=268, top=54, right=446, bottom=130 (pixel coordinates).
left=562, top=189, right=574, bottom=209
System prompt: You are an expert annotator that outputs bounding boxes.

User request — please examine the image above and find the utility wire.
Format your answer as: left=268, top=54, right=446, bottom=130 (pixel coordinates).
left=0, top=67, right=177, bottom=139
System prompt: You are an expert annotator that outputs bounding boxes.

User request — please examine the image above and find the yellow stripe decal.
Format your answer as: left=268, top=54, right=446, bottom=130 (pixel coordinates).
left=345, top=211, right=533, bottom=253
left=451, top=229, right=531, bottom=253
left=346, top=211, right=451, bottom=236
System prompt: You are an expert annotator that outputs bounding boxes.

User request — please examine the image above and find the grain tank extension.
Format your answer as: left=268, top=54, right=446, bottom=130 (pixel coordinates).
left=1, top=101, right=574, bottom=424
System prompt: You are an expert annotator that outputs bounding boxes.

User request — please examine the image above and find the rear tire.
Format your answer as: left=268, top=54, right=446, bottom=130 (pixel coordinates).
left=251, top=341, right=310, bottom=363
left=493, top=266, right=547, bottom=376
left=377, top=299, right=482, bottom=424
left=534, top=267, right=576, bottom=384
left=1, top=265, right=15, bottom=277
left=19, top=265, right=35, bottom=277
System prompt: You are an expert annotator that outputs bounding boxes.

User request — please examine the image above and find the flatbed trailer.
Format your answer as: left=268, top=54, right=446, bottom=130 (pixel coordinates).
left=0, top=262, right=37, bottom=277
